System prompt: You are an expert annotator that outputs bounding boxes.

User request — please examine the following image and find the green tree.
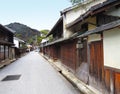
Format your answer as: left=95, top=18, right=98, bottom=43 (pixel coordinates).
left=37, top=29, right=53, bottom=44
left=70, top=0, right=84, bottom=5
left=15, top=33, right=22, bottom=38
left=48, top=35, right=53, bottom=42
left=28, top=38, right=34, bottom=45
left=37, top=29, right=50, bottom=44
left=40, top=29, right=49, bottom=36
left=37, top=36, right=45, bottom=44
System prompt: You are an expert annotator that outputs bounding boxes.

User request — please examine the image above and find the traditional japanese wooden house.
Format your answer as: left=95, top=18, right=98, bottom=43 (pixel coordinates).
left=66, top=0, right=120, bottom=93
left=44, top=17, right=63, bottom=61
left=41, top=0, right=107, bottom=71
left=59, top=0, right=107, bottom=82
left=43, top=16, right=79, bottom=71
left=41, top=0, right=120, bottom=93
left=0, top=24, right=15, bottom=67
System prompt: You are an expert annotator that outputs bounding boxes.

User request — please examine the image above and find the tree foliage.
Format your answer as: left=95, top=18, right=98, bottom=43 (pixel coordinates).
left=70, top=0, right=84, bottom=5
left=40, top=29, right=49, bottom=36
left=15, top=33, right=22, bottom=38
left=37, top=29, right=52, bottom=44
left=48, top=35, right=53, bottom=42
left=37, top=36, right=45, bottom=44
left=36, top=29, right=54, bottom=45
left=28, top=38, right=34, bottom=45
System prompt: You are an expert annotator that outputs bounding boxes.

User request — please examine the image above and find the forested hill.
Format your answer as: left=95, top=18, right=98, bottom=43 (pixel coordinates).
left=6, top=22, right=41, bottom=43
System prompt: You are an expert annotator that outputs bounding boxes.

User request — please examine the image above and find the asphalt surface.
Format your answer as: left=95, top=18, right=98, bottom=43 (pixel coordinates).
left=0, top=51, right=80, bottom=94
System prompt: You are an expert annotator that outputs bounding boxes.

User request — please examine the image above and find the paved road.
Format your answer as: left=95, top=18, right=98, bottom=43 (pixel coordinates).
left=0, top=51, right=80, bottom=94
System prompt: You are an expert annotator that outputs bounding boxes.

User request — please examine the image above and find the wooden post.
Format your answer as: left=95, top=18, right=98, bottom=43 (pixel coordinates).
left=76, top=48, right=79, bottom=69
left=110, top=70, right=114, bottom=94
left=87, top=42, right=90, bottom=85
left=8, top=46, right=10, bottom=58
left=76, top=39, right=82, bottom=69
left=4, top=45, right=5, bottom=60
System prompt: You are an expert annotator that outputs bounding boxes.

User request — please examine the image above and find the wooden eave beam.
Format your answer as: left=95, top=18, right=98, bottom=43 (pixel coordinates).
left=77, top=19, right=120, bottom=38
left=91, top=2, right=120, bottom=15
left=0, top=40, right=14, bottom=45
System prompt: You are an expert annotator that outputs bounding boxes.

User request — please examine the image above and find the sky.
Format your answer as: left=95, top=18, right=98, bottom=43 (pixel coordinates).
left=0, top=0, right=71, bottom=31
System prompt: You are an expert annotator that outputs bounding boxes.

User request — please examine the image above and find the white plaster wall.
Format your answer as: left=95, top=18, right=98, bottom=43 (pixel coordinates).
left=65, top=0, right=106, bottom=24
left=66, top=7, right=85, bottom=24
left=63, top=29, right=73, bottom=38
left=14, top=39, right=19, bottom=48
left=105, top=7, right=120, bottom=17
left=103, top=28, right=120, bottom=69
left=65, top=30, right=73, bottom=38
left=88, top=34, right=101, bottom=43
left=63, top=15, right=67, bottom=38
left=63, top=14, right=74, bottom=38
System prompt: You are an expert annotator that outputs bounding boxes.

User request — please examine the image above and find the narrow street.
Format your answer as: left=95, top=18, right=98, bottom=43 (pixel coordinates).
left=0, top=51, right=80, bottom=94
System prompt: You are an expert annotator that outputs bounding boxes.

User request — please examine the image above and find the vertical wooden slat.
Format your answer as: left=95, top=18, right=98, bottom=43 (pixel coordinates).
left=105, top=69, right=110, bottom=91
left=115, top=72, right=120, bottom=94
left=90, top=43, right=95, bottom=75
left=60, top=40, right=77, bottom=70
left=110, top=70, right=114, bottom=94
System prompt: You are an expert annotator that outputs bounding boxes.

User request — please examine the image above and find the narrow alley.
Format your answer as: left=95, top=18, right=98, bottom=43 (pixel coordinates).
left=0, top=51, right=80, bottom=94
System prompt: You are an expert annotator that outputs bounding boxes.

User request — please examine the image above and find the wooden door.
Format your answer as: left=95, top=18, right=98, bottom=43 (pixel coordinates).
left=89, top=41, right=104, bottom=81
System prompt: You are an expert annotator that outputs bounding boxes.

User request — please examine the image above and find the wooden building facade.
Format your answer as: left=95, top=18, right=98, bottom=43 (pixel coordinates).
left=40, top=0, right=120, bottom=94
left=67, top=0, right=120, bottom=93
left=0, top=24, right=15, bottom=67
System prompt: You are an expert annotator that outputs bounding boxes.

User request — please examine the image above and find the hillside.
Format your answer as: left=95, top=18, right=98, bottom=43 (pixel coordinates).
left=6, top=22, right=41, bottom=44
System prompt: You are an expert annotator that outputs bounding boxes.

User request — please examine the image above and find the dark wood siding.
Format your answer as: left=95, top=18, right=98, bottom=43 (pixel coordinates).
left=49, top=46, right=54, bottom=59
left=55, top=45, right=61, bottom=60
left=45, top=45, right=61, bottom=60
left=61, top=40, right=77, bottom=70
